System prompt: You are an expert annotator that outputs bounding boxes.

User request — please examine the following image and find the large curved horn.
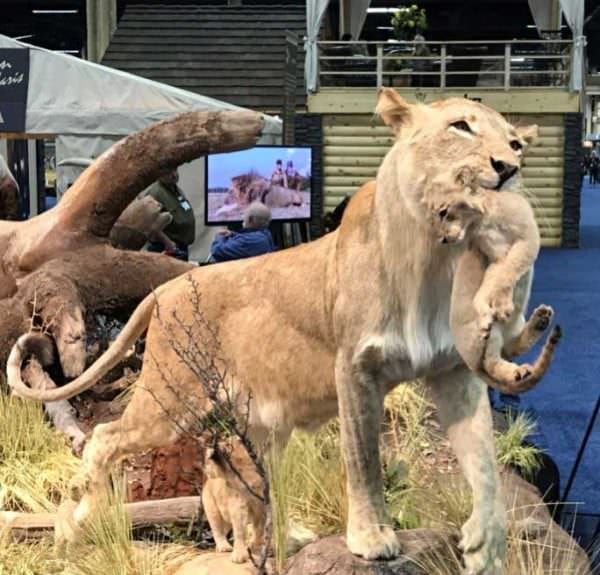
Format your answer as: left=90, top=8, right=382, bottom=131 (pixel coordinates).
left=56, top=110, right=264, bottom=237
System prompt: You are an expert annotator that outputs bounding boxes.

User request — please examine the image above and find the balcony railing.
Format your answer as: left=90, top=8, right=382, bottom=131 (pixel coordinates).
left=318, top=39, right=573, bottom=90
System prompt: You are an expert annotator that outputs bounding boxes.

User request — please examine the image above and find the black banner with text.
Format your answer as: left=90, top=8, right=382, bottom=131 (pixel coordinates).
left=0, top=48, right=30, bottom=132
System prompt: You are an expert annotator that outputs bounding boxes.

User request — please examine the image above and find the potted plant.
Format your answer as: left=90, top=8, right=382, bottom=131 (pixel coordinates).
left=391, top=4, right=427, bottom=41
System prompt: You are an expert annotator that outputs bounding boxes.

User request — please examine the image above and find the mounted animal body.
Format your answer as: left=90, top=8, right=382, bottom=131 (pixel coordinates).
left=7, top=89, right=540, bottom=575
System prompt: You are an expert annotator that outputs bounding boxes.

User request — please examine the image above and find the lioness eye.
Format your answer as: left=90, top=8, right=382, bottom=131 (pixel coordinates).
left=510, top=140, right=523, bottom=151
left=450, top=120, right=472, bottom=133
left=438, top=208, right=448, bottom=219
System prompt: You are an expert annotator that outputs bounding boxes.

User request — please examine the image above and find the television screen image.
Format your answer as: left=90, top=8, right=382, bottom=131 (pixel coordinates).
left=206, top=146, right=312, bottom=224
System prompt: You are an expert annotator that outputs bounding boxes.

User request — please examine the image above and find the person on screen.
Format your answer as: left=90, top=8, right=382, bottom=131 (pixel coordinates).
left=210, top=202, right=275, bottom=263
left=285, top=160, right=301, bottom=191
left=143, top=169, right=196, bottom=260
left=271, top=159, right=287, bottom=188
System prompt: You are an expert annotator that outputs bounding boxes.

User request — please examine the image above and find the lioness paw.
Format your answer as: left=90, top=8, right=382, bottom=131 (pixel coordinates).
left=215, top=540, right=233, bottom=553
left=346, top=524, right=401, bottom=560
left=231, top=547, right=249, bottom=564
left=460, top=513, right=505, bottom=575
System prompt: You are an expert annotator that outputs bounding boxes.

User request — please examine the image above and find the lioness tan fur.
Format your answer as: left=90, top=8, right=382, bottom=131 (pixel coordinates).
left=7, top=88, right=541, bottom=575
left=202, top=438, right=265, bottom=563
left=430, top=190, right=561, bottom=390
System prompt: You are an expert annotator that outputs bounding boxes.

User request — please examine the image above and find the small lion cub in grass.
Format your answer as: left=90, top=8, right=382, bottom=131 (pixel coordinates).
left=202, top=437, right=265, bottom=564
left=431, top=188, right=561, bottom=391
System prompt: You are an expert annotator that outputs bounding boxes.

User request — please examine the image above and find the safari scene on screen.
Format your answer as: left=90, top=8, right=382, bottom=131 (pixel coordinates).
left=206, top=146, right=312, bottom=223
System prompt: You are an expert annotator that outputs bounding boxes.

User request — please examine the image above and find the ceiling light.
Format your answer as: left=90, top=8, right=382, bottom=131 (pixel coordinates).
left=367, top=7, right=399, bottom=13
left=32, top=9, right=78, bottom=14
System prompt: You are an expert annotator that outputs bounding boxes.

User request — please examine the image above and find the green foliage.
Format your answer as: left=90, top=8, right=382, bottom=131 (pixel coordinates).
left=391, top=4, right=428, bottom=40
left=495, top=413, right=542, bottom=478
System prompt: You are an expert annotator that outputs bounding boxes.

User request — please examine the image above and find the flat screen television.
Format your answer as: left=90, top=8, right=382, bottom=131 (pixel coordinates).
left=205, top=145, right=312, bottom=225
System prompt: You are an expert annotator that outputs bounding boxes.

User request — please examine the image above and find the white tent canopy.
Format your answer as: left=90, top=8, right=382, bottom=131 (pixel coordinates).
left=0, top=34, right=281, bottom=261
left=0, top=34, right=281, bottom=136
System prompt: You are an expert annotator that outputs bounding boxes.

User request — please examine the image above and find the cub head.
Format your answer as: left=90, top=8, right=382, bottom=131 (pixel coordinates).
left=431, top=195, right=484, bottom=245
left=376, top=87, right=537, bottom=218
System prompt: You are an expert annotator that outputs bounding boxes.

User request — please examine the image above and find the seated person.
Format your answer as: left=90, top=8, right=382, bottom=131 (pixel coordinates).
left=143, top=169, right=195, bottom=260
left=210, top=202, right=275, bottom=263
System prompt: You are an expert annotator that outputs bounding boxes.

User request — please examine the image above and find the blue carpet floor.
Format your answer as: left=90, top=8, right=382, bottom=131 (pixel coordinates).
left=523, top=180, right=600, bottom=514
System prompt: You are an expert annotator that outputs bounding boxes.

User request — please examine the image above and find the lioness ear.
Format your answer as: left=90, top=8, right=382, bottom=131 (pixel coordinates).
left=376, top=87, right=412, bottom=134
left=516, top=124, right=538, bottom=146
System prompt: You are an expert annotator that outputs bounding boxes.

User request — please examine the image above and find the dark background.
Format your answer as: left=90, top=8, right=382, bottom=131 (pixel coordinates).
left=0, top=0, right=597, bottom=69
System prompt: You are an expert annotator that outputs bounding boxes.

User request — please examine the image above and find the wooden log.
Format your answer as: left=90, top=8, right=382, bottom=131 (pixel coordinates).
left=0, top=496, right=203, bottom=541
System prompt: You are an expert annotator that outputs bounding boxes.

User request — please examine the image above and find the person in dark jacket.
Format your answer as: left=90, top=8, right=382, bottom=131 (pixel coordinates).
left=144, top=169, right=196, bottom=260
left=210, top=202, right=275, bottom=262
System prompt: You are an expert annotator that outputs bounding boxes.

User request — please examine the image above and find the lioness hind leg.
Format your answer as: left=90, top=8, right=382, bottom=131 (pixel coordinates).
left=425, top=368, right=505, bottom=575
left=68, top=383, right=186, bottom=537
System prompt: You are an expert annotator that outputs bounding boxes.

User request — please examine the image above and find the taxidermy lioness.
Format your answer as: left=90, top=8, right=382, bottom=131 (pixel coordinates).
left=431, top=190, right=562, bottom=390
left=8, top=88, right=543, bottom=575
left=202, top=438, right=265, bottom=564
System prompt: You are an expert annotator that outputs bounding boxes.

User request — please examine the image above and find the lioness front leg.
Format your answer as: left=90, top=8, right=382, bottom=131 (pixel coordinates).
left=426, top=367, right=506, bottom=575
left=336, top=353, right=400, bottom=560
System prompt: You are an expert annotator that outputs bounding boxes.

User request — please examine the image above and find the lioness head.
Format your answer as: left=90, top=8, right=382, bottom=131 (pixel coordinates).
left=376, top=88, right=537, bottom=220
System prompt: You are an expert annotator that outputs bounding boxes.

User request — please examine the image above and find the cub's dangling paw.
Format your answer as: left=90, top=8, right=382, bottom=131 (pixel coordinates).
left=531, top=305, right=554, bottom=332
left=489, top=292, right=514, bottom=323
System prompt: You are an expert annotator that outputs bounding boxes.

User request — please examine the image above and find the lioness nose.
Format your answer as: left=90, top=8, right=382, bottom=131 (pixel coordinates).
left=490, top=158, right=518, bottom=188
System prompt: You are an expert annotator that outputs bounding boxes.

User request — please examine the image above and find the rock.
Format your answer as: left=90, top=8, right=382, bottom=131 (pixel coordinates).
left=284, top=529, right=449, bottom=575
left=127, top=436, right=204, bottom=501
left=173, top=552, right=265, bottom=575
left=501, top=470, right=591, bottom=574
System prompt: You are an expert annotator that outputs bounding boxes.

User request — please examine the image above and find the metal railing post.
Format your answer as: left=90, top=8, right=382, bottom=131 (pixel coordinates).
left=504, top=43, right=511, bottom=90
left=376, top=44, right=383, bottom=89
left=440, top=44, right=446, bottom=89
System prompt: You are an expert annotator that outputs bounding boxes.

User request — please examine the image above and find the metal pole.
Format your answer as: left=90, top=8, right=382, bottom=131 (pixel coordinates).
left=376, top=44, right=383, bottom=89
left=561, top=393, right=600, bottom=504
left=504, top=43, right=511, bottom=91
left=440, top=44, right=447, bottom=89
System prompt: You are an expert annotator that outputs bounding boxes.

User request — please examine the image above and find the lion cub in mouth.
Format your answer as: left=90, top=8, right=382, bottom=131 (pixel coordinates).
left=431, top=188, right=561, bottom=391
left=202, top=437, right=265, bottom=564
